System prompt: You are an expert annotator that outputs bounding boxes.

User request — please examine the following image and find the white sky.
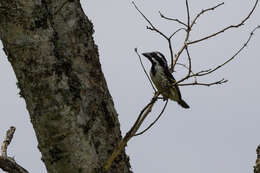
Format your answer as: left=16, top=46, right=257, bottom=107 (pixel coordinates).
left=0, top=0, right=260, bottom=173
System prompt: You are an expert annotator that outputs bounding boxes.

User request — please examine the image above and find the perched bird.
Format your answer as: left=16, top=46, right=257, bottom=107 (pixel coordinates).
left=142, top=51, right=190, bottom=109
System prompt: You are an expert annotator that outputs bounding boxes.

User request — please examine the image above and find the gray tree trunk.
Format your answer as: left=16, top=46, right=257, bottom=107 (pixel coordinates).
left=0, top=1, right=131, bottom=173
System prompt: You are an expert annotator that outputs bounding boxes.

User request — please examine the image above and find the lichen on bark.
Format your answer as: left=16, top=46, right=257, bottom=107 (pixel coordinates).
left=0, top=0, right=131, bottom=172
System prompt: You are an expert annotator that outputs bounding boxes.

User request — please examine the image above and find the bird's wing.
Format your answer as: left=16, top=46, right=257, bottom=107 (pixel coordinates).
left=164, top=68, right=183, bottom=98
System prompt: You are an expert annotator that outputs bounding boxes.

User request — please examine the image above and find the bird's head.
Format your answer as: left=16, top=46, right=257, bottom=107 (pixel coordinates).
left=142, top=51, right=168, bottom=68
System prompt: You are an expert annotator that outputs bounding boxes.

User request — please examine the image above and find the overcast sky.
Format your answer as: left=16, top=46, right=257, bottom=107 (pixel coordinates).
left=0, top=0, right=260, bottom=173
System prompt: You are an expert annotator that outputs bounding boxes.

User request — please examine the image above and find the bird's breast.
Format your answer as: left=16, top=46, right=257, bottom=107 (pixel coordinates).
left=150, top=69, right=169, bottom=91
left=150, top=68, right=179, bottom=101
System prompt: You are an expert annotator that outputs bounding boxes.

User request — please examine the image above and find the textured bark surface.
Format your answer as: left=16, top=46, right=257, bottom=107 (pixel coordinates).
left=254, top=145, right=260, bottom=173
left=0, top=156, right=28, bottom=173
left=0, top=0, right=131, bottom=173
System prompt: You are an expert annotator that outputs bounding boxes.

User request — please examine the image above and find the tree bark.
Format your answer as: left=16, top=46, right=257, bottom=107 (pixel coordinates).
left=254, top=145, right=260, bottom=173
left=0, top=0, right=131, bottom=173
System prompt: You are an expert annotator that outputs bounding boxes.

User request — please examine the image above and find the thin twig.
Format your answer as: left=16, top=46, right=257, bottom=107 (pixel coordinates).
left=104, top=92, right=160, bottom=171
left=188, top=0, right=258, bottom=45
left=168, top=28, right=186, bottom=69
left=132, top=1, right=177, bottom=71
left=132, top=94, right=160, bottom=135
left=1, top=126, right=15, bottom=157
left=133, top=1, right=180, bottom=71
left=173, top=0, right=258, bottom=71
left=174, top=24, right=258, bottom=85
left=131, top=93, right=159, bottom=131
left=176, top=63, right=198, bottom=83
left=190, top=2, right=225, bottom=28
left=179, top=78, right=228, bottom=86
left=191, top=26, right=260, bottom=77
left=169, top=28, right=186, bottom=39
left=171, top=33, right=190, bottom=72
left=132, top=1, right=168, bottom=40
left=159, top=11, right=188, bottom=27
left=185, top=0, right=191, bottom=28
left=175, top=26, right=258, bottom=84
left=168, top=39, right=175, bottom=70
left=185, top=45, right=192, bottom=77
left=0, top=127, right=29, bottom=173
left=171, top=45, right=194, bottom=86
left=135, top=48, right=156, bottom=91
left=194, top=69, right=212, bottom=75
left=134, top=99, right=168, bottom=136
left=171, top=3, right=192, bottom=72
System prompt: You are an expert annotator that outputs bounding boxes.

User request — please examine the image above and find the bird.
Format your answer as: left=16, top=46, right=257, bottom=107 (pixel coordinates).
left=142, top=51, right=190, bottom=109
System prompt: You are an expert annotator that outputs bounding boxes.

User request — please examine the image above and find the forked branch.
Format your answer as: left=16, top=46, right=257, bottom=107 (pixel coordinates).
left=134, top=99, right=168, bottom=136
left=104, top=92, right=160, bottom=171
left=190, top=2, right=225, bottom=28
left=105, top=1, right=259, bottom=171
left=190, top=26, right=260, bottom=77
left=189, top=0, right=258, bottom=44
left=0, top=127, right=28, bottom=173
left=159, top=11, right=188, bottom=27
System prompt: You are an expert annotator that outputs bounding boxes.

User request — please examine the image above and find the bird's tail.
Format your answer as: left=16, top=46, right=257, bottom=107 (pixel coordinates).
left=178, top=99, right=190, bottom=109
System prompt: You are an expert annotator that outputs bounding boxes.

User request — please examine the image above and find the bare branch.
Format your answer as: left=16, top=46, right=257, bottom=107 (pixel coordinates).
left=0, top=127, right=29, bottom=173
left=179, top=78, right=228, bottom=87
left=104, top=92, right=160, bottom=171
left=171, top=45, right=194, bottom=86
left=188, top=0, right=258, bottom=45
left=172, top=37, right=190, bottom=72
left=172, top=2, right=225, bottom=70
left=185, top=0, right=191, bottom=27
left=168, top=28, right=186, bottom=68
left=175, top=26, right=259, bottom=86
left=132, top=1, right=168, bottom=40
left=167, top=28, right=186, bottom=71
left=170, top=0, right=192, bottom=71
left=185, top=45, right=192, bottom=77
left=117, top=2, right=259, bottom=172
left=135, top=48, right=156, bottom=91
left=191, top=26, right=260, bottom=77
left=176, top=63, right=198, bottom=83
left=133, top=1, right=183, bottom=72
left=134, top=99, right=168, bottom=136
left=169, top=28, right=186, bottom=39
left=159, top=11, right=188, bottom=27
left=1, top=126, right=15, bottom=157
left=173, top=26, right=259, bottom=89
left=194, top=69, right=212, bottom=75
left=190, top=2, right=225, bottom=28
left=0, top=157, right=29, bottom=173
left=171, top=23, right=192, bottom=71
left=168, top=39, right=175, bottom=70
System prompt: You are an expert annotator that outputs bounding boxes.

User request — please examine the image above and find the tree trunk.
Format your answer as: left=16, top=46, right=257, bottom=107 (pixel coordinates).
left=0, top=1, right=131, bottom=172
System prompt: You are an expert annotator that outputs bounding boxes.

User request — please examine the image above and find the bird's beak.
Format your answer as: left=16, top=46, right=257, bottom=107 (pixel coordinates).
left=142, top=52, right=152, bottom=61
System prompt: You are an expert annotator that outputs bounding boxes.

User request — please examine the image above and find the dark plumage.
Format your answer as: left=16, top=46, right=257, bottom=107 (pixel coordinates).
left=143, top=51, right=190, bottom=109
